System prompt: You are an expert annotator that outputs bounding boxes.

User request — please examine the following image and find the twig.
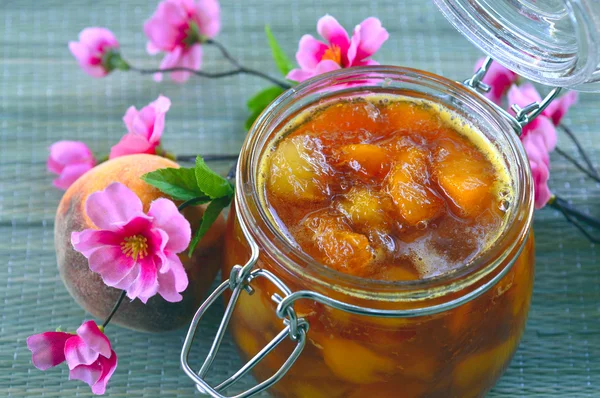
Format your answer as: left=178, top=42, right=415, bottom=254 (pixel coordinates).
left=559, top=124, right=599, bottom=177
left=102, top=290, right=127, bottom=328
left=555, top=147, right=600, bottom=184
left=549, top=195, right=600, bottom=243
left=130, top=57, right=291, bottom=89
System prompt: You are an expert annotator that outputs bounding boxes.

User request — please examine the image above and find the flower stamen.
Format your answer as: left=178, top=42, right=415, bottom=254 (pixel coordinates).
left=322, top=45, right=342, bottom=66
left=120, top=235, right=149, bottom=260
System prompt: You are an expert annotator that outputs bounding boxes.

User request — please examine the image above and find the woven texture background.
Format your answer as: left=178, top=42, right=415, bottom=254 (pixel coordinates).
left=1, top=0, right=599, bottom=396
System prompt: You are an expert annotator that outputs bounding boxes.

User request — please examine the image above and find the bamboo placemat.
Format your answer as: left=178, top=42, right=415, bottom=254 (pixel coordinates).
left=1, top=0, right=598, bottom=396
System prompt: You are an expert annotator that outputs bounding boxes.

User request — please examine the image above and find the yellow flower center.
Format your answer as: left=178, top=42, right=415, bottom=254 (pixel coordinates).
left=120, top=235, right=149, bottom=261
left=322, top=45, right=342, bottom=66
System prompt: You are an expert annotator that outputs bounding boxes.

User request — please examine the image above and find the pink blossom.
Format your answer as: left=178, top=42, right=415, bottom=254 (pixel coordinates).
left=544, top=90, right=578, bottom=126
left=474, top=57, right=518, bottom=105
left=109, top=95, right=171, bottom=159
left=27, top=320, right=117, bottom=395
left=47, top=141, right=96, bottom=190
left=522, top=130, right=552, bottom=209
left=144, top=0, right=221, bottom=83
left=69, top=28, right=120, bottom=78
left=287, top=15, right=388, bottom=83
left=71, top=183, right=191, bottom=303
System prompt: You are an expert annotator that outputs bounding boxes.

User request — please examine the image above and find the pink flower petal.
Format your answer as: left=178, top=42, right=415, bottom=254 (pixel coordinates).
left=317, top=15, right=350, bottom=54
left=544, top=90, right=578, bottom=125
left=65, top=336, right=101, bottom=370
left=49, top=141, right=94, bottom=167
left=348, top=17, right=388, bottom=65
left=131, top=106, right=156, bottom=139
left=52, top=163, right=94, bottom=190
left=69, top=362, right=102, bottom=392
left=286, top=68, right=316, bottom=83
left=71, top=229, right=122, bottom=257
left=127, top=256, right=159, bottom=303
left=26, top=331, right=72, bottom=370
left=148, top=198, right=191, bottom=253
left=195, top=0, right=221, bottom=38
left=85, top=183, right=144, bottom=229
left=79, top=28, right=118, bottom=50
left=75, top=321, right=112, bottom=359
left=156, top=252, right=188, bottom=302
left=91, top=351, right=118, bottom=395
left=109, top=133, right=156, bottom=159
left=146, top=41, right=162, bottom=55
left=295, top=35, right=328, bottom=70
left=86, top=244, right=137, bottom=287
left=530, top=159, right=552, bottom=209
left=507, top=82, right=542, bottom=111
left=172, top=44, right=203, bottom=83
left=143, top=0, right=188, bottom=52
left=122, top=106, right=138, bottom=133
left=314, top=59, right=342, bottom=75
left=527, top=116, right=557, bottom=152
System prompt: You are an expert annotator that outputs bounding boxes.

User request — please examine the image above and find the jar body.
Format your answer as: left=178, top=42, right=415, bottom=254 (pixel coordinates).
left=224, top=66, right=535, bottom=398
left=223, top=209, right=534, bottom=398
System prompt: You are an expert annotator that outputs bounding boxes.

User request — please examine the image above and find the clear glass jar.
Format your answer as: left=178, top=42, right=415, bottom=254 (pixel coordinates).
left=221, top=66, right=535, bottom=398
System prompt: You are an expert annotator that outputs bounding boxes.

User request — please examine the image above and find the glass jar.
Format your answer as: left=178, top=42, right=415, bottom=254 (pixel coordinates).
left=211, top=67, right=536, bottom=398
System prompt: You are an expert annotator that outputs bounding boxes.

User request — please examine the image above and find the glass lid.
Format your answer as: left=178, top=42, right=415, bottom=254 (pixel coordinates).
left=434, top=0, right=600, bottom=92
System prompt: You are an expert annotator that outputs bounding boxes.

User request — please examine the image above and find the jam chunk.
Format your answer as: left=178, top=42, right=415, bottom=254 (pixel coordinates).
left=336, top=187, right=393, bottom=231
left=267, top=134, right=332, bottom=201
left=303, top=212, right=374, bottom=276
left=433, top=141, right=495, bottom=218
left=385, top=146, right=444, bottom=226
left=336, top=144, right=391, bottom=180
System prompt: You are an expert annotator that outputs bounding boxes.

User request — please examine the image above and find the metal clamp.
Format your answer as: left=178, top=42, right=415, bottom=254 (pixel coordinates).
left=464, top=56, right=563, bottom=132
left=180, top=264, right=308, bottom=398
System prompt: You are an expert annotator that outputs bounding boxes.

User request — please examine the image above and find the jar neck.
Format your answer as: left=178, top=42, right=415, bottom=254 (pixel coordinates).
left=236, top=66, right=534, bottom=308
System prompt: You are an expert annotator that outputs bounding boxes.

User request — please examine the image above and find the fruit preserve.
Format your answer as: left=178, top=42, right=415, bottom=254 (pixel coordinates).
left=223, top=67, right=535, bottom=398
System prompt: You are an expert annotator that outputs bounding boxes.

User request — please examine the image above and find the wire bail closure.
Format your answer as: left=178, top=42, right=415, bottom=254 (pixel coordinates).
left=464, top=56, right=563, bottom=132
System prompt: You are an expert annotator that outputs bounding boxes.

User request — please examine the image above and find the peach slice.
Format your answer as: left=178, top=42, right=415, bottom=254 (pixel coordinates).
left=336, top=144, right=391, bottom=179
left=268, top=134, right=333, bottom=202
left=336, top=187, right=394, bottom=231
left=303, top=213, right=374, bottom=276
left=433, top=142, right=495, bottom=218
left=321, top=338, right=397, bottom=384
left=386, top=147, right=444, bottom=226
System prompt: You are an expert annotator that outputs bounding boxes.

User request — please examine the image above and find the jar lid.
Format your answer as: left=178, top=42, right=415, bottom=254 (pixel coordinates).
left=434, top=0, right=600, bottom=92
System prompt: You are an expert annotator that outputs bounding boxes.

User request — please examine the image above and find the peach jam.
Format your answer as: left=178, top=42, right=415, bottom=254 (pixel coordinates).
left=223, top=67, right=535, bottom=398
left=259, top=94, right=512, bottom=281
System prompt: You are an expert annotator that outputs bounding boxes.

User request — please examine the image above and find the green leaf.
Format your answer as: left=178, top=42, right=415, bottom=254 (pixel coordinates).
left=246, top=86, right=285, bottom=130
left=142, top=167, right=206, bottom=201
left=265, top=25, right=295, bottom=76
left=245, top=108, right=263, bottom=130
left=247, top=86, right=285, bottom=111
left=195, top=156, right=234, bottom=199
left=188, top=195, right=232, bottom=256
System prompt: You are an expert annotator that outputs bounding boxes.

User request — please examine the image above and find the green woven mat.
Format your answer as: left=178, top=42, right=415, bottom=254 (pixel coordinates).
left=1, top=0, right=599, bottom=396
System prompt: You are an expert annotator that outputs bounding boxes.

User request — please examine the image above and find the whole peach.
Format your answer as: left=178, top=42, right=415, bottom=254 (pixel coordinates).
left=55, top=154, right=225, bottom=332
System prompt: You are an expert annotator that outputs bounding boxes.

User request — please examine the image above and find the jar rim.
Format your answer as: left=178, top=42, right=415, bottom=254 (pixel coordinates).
left=236, top=65, right=534, bottom=302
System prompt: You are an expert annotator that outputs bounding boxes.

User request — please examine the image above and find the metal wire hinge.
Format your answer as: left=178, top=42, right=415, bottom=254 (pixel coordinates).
left=180, top=263, right=308, bottom=398
left=464, top=56, right=563, bottom=131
